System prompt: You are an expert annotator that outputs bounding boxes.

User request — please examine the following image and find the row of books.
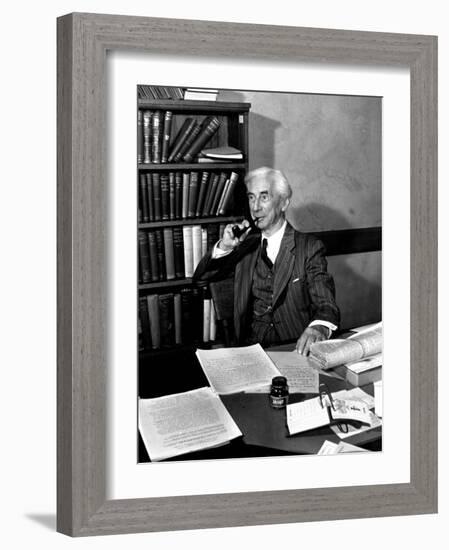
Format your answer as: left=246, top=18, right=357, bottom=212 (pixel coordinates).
left=138, top=223, right=226, bottom=284
left=138, top=85, right=184, bottom=100
left=139, top=170, right=240, bottom=223
left=137, top=85, right=218, bottom=102
left=138, top=110, right=222, bottom=164
left=139, top=290, right=217, bottom=350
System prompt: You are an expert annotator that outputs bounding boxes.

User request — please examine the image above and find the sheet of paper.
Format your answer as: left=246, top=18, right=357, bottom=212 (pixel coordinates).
left=138, top=387, right=242, bottom=461
left=317, top=440, right=340, bottom=455
left=332, top=388, right=376, bottom=409
left=346, top=352, right=383, bottom=373
left=195, top=344, right=281, bottom=394
left=374, top=380, right=383, bottom=417
left=286, top=396, right=330, bottom=435
left=247, top=351, right=320, bottom=393
left=317, top=439, right=369, bottom=455
left=350, top=322, right=382, bottom=334
left=332, top=398, right=372, bottom=424
left=336, top=441, right=369, bottom=453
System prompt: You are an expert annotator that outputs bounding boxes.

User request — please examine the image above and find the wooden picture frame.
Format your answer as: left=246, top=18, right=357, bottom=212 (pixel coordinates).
left=57, top=13, right=437, bottom=536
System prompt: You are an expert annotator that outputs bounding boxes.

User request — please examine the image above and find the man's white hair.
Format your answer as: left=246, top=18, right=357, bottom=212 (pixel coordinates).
left=244, top=167, right=292, bottom=201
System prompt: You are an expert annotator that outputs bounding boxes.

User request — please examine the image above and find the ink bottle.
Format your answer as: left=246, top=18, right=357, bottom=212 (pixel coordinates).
left=270, top=376, right=289, bottom=409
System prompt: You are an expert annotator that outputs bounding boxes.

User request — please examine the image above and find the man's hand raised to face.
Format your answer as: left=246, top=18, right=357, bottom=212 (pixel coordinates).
left=218, top=220, right=251, bottom=252
left=295, top=324, right=329, bottom=356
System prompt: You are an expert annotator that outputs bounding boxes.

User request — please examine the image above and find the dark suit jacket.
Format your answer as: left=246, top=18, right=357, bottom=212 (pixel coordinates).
left=193, top=222, right=340, bottom=344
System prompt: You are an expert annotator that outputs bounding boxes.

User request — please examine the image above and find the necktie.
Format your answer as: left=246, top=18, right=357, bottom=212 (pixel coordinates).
left=261, top=238, right=273, bottom=269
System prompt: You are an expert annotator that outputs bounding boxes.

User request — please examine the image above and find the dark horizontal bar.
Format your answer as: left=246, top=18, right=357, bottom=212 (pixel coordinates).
left=310, top=226, right=382, bottom=256
left=137, top=99, right=251, bottom=112
left=138, top=215, right=241, bottom=230
left=138, top=163, right=246, bottom=171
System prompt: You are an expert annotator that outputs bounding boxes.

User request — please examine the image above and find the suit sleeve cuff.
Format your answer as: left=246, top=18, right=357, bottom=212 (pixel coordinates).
left=212, top=241, right=233, bottom=259
left=309, top=320, right=338, bottom=338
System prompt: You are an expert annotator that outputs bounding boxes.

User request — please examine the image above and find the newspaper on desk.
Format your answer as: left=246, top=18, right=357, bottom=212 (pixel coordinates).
left=309, top=322, right=382, bottom=370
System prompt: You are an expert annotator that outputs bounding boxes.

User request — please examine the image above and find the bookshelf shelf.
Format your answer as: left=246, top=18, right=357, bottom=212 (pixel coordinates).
left=138, top=92, right=250, bottom=356
left=138, top=215, right=242, bottom=230
left=138, top=162, right=246, bottom=171
left=139, top=278, right=194, bottom=291
left=138, top=98, right=251, bottom=113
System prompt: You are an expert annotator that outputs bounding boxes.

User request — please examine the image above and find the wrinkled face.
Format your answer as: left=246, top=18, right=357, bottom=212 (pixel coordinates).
left=246, top=177, right=289, bottom=234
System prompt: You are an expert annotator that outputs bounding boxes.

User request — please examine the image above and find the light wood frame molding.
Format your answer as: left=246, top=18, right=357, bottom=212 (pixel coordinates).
left=57, top=12, right=437, bottom=536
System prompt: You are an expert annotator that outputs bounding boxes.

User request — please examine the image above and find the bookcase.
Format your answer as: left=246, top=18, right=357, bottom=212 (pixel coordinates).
left=137, top=96, right=251, bottom=392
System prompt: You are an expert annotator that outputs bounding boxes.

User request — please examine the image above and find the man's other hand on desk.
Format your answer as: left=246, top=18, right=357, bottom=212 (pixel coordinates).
left=295, top=325, right=329, bottom=355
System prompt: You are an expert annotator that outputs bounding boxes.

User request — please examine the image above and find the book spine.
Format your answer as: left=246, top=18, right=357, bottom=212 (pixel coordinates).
left=180, top=288, right=193, bottom=344
left=152, top=173, right=161, bottom=221
left=195, top=171, right=210, bottom=217
left=210, top=300, right=216, bottom=341
left=181, top=173, right=190, bottom=219
left=174, top=293, right=182, bottom=345
left=175, top=172, right=182, bottom=219
left=160, top=173, right=169, bottom=220
left=173, top=121, right=201, bottom=162
left=146, top=294, right=160, bottom=349
left=138, top=231, right=151, bottom=283
left=137, top=109, right=143, bottom=164
left=218, top=171, right=239, bottom=215
left=143, top=110, right=152, bottom=164
left=219, top=223, right=226, bottom=239
left=191, top=287, right=203, bottom=343
left=182, top=116, right=221, bottom=162
left=182, top=226, right=193, bottom=277
left=172, top=227, right=185, bottom=279
left=151, top=110, right=162, bottom=163
left=139, top=296, right=152, bottom=350
left=147, top=231, right=159, bottom=282
left=191, top=225, right=203, bottom=273
left=216, top=177, right=230, bottom=215
left=161, top=110, right=173, bottom=163
left=158, top=293, right=175, bottom=347
left=155, top=229, right=166, bottom=280
left=167, top=118, right=195, bottom=163
left=146, top=173, right=154, bottom=222
left=169, top=172, right=176, bottom=220
left=163, top=228, right=175, bottom=280
left=139, top=174, right=149, bottom=223
left=201, top=227, right=208, bottom=256
left=209, top=171, right=228, bottom=215
left=207, top=223, right=219, bottom=251
left=202, top=173, right=219, bottom=216
left=187, top=171, right=199, bottom=218
left=203, top=298, right=211, bottom=342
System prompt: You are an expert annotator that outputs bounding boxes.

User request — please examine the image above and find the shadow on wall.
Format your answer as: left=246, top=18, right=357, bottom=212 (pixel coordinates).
left=219, top=90, right=281, bottom=169
left=289, top=203, right=382, bottom=330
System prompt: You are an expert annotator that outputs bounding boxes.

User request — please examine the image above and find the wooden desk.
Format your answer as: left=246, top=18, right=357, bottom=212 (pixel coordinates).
left=138, top=349, right=382, bottom=462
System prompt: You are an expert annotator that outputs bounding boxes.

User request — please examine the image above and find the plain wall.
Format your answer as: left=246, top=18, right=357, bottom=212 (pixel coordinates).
left=3, top=2, right=446, bottom=550
left=221, top=89, right=382, bottom=328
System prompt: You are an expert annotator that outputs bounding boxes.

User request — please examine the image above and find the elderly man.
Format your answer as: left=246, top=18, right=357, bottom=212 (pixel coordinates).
left=193, top=167, right=340, bottom=354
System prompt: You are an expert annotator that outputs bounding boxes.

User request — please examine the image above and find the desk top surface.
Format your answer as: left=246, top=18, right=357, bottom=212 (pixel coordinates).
left=138, top=345, right=382, bottom=462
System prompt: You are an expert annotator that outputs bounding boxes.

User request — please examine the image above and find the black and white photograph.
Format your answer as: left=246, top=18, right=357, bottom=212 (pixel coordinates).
left=137, top=85, right=383, bottom=463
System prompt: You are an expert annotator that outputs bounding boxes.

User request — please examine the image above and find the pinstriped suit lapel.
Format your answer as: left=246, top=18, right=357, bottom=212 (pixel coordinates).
left=272, top=223, right=296, bottom=307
